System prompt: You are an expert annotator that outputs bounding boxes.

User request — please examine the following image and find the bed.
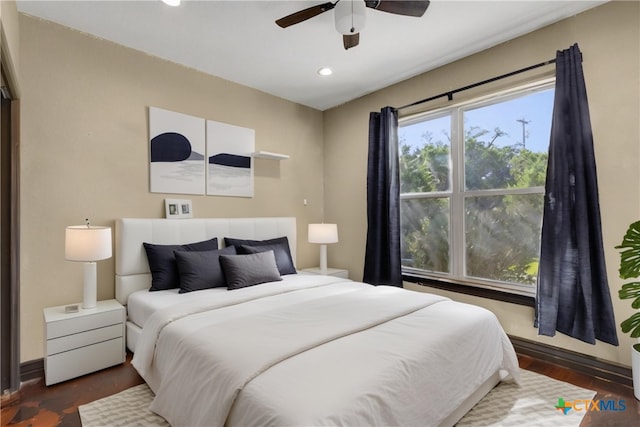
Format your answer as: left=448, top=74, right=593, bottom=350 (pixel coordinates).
left=115, top=217, right=520, bottom=427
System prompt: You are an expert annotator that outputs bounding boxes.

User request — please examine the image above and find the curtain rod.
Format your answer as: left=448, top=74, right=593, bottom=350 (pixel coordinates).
left=396, top=57, right=556, bottom=111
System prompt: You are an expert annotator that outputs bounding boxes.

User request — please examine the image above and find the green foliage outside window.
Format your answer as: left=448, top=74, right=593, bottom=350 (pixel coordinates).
left=400, top=125, right=548, bottom=286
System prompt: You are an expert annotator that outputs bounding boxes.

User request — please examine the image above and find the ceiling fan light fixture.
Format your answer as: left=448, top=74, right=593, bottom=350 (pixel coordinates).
left=161, top=0, right=181, bottom=7
left=335, top=0, right=366, bottom=35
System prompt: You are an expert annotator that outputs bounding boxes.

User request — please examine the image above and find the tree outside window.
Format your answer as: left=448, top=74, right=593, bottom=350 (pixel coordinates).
left=399, top=84, right=554, bottom=294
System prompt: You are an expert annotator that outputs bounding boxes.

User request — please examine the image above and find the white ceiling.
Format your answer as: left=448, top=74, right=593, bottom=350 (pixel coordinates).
left=16, top=0, right=606, bottom=111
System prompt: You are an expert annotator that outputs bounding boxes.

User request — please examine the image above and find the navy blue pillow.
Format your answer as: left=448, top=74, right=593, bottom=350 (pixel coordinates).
left=143, top=238, right=218, bottom=291
left=224, top=236, right=296, bottom=275
left=175, top=246, right=236, bottom=293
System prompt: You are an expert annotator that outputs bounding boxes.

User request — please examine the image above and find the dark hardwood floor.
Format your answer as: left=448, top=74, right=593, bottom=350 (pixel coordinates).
left=517, top=354, right=639, bottom=426
left=1, top=353, right=143, bottom=427
left=1, top=352, right=638, bottom=426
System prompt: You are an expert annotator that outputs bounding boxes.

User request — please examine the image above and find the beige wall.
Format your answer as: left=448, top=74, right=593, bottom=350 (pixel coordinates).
left=324, top=1, right=640, bottom=367
left=19, top=15, right=325, bottom=361
left=18, top=2, right=640, bottom=367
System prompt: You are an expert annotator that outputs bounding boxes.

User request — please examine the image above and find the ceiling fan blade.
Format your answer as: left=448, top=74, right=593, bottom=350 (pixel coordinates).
left=364, top=0, right=430, bottom=17
left=276, top=2, right=336, bottom=28
left=343, top=33, right=360, bottom=50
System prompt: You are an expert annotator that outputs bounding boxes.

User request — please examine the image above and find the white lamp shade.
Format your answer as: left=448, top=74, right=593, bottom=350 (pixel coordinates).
left=308, top=223, right=339, bottom=244
left=334, top=0, right=366, bottom=35
left=65, top=226, right=112, bottom=262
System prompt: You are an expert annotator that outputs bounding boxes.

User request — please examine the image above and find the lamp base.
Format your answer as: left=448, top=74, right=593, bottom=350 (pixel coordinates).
left=82, top=262, right=97, bottom=309
left=319, top=244, right=328, bottom=274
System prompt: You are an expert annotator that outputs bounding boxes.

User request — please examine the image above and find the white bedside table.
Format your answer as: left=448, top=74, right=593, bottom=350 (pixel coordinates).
left=300, top=267, right=349, bottom=279
left=43, top=299, right=125, bottom=385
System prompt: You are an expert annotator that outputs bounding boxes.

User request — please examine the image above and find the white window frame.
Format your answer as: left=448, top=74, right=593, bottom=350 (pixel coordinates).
left=399, top=79, right=555, bottom=297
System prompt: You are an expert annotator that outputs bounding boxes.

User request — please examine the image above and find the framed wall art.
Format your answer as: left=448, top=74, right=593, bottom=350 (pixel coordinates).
left=149, top=107, right=205, bottom=195
left=206, top=119, right=255, bottom=198
left=164, top=198, right=193, bottom=219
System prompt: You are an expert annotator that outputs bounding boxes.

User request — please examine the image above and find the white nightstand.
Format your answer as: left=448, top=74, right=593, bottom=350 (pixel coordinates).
left=43, top=299, right=125, bottom=386
left=300, top=267, right=349, bottom=279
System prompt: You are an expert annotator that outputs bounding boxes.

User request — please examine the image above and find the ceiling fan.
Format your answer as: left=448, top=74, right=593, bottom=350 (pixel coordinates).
left=275, top=0, right=431, bottom=50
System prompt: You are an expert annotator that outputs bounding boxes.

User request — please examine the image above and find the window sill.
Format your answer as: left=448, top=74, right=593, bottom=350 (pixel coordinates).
left=402, top=274, right=535, bottom=307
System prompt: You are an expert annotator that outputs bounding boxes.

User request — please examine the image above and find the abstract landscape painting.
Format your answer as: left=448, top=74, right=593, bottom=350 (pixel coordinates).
left=149, top=107, right=205, bottom=195
left=206, top=120, right=255, bottom=197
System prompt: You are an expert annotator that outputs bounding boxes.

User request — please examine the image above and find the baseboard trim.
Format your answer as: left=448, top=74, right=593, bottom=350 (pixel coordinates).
left=20, top=358, right=43, bottom=383
left=510, top=335, right=633, bottom=388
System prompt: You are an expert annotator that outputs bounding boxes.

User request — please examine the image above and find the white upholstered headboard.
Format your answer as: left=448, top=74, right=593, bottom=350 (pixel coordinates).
left=115, top=217, right=297, bottom=305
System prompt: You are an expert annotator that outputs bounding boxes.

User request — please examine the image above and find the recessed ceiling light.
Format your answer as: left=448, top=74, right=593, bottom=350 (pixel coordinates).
left=162, top=0, right=181, bottom=6
left=318, top=67, right=333, bottom=76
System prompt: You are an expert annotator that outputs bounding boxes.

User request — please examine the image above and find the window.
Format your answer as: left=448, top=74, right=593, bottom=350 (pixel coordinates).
left=399, top=82, right=554, bottom=296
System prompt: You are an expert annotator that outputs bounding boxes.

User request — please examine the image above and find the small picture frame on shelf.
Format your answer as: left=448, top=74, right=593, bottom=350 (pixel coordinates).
left=165, top=198, right=193, bottom=219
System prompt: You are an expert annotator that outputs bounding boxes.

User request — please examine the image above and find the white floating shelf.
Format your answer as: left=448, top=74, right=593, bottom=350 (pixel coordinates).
left=252, top=151, right=290, bottom=160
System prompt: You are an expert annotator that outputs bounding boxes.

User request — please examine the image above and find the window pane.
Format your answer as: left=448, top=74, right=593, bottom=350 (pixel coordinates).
left=399, top=115, right=451, bottom=193
left=464, top=89, right=553, bottom=190
left=465, top=194, right=543, bottom=286
left=401, top=197, right=450, bottom=273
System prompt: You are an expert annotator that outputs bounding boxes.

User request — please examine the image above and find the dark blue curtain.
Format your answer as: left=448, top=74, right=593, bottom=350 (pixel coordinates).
left=363, top=107, right=402, bottom=287
left=535, top=44, right=618, bottom=346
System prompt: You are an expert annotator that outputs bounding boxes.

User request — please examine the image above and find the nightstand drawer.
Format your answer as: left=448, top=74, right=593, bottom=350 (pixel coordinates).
left=46, top=309, right=123, bottom=339
left=47, top=324, right=123, bottom=356
left=45, top=337, right=124, bottom=385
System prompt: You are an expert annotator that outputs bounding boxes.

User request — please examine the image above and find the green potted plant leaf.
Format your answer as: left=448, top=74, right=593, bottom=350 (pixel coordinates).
left=615, top=220, right=640, bottom=400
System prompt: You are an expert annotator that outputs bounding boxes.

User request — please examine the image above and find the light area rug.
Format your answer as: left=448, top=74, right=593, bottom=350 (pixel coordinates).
left=456, top=369, right=596, bottom=426
left=78, top=369, right=595, bottom=427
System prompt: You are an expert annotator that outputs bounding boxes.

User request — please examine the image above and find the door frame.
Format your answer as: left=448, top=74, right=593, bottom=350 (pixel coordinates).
left=1, top=46, right=21, bottom=394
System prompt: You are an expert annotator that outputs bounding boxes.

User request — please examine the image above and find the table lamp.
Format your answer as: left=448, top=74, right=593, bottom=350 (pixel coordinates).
left=65, top=221, right=112, bottom=309
left=308, top=223, right=339, bottom=274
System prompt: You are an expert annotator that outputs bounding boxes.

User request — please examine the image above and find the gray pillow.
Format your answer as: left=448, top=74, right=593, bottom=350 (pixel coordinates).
left=224, top=236, right=296, bottom=275
left=219, top=250, right=282, bottom=290
left=174, top=245, right=236, bottom=293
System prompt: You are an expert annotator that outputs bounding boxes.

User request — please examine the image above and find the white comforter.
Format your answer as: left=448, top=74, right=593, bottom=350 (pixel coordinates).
left=132, top=275, right=519, bottom=427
